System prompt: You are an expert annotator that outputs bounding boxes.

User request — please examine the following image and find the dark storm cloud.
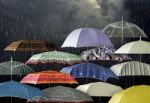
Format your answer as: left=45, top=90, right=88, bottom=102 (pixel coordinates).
left=0, top=0, right=129, bottom=49
left=124, top=0, right=150, bottom=38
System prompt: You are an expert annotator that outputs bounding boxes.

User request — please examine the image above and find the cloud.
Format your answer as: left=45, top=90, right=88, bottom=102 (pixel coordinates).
left=0, top=0, right=129, bottom=47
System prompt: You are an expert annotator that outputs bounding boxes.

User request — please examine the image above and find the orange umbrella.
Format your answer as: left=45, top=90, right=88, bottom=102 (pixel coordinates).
left=20, top=70, right=78, bottom=84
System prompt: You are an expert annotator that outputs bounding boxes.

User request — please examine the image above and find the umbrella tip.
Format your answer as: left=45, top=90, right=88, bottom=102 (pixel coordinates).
left=122, top=16, right=124, bottom=22
left=11, top=57, right=13, bottom=62
left=140, top=36, right=142, bottom=41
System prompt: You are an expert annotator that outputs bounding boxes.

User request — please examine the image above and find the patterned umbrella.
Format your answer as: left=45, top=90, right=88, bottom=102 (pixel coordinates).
left=60, top=62, right=118, bottom=81
left=26, top=51, right=81, bottom=65
left=0, top=60, right=34, bottom=75
left=20, top=70, right=78, bottom=84
left=41, top=86, right=93, bottom=103
left=4, top=39, right=57, bottom=52
left=0, top=81, right=47, bottom=101
left=62, top=28, right=113, bottom=48
left=80, top=48, right=131, bottom=61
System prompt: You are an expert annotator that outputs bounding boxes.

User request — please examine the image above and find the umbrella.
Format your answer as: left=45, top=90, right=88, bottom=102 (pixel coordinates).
left=26, top=51, right=81, bottom=65
left=0, top=60, right=34, bottom=75
left=103, top=19, right=148, bottom=38
left=41, top=86, right=93, bottom=103
left=115, top=39, right=150, bottom=54
left=20, top=70, right=78, bottom=84
left=109, top=85, right=150, bottom=103
left=0, top=81, right=47, bottom=101
left=62, top=28, right=113, bottom=48
left=80, top=48, right=131, bottom=61
left=60, top=62, right=118, bottom=81
left=76, top=82, right=123, bottom=97
left=110, top=61, right=150, bottom=76
left=4, top=39, right=57, bottom=52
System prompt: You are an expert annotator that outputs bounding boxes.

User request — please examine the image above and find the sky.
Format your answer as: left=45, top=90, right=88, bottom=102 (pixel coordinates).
left=0, top=0, right=150, bottom=50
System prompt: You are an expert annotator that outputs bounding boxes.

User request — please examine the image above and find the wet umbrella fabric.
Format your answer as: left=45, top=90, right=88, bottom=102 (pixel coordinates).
left=109, top=85, right=150, bottom=103
left=110, top=61, right=150, bottom=76
left=41, top=86, right=93, bottom=103
left=0, top=60, right=34, bottom=75
left=103, top=20, right=148, bottom=37
left=20, top=70, right=78, bottom=84
left=60, top=62, right=118, bottom=81
left=76, top=82, right=123, bottom=97
left=80, top=48, right=131, bottom=61
left=62, top=28, right=113, bottom=48
left=26, top=51, right=81, bottom=65
left=0, top=81, right=47, bottom=101
left=4, top=39, right=57, bottom=52
left=115, top=40, right=150, bottom=54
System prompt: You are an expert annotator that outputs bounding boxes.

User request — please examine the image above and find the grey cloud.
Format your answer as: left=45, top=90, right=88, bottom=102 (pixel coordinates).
left=0, top=0, right=129, bottom=47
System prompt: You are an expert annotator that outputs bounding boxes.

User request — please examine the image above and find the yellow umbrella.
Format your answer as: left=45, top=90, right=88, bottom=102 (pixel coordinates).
left=109, top=85, right=150, bottom=103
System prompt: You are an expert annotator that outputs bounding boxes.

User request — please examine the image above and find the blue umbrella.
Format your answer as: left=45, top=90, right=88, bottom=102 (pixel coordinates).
left=0, top=81, right=47, bottom=101
left=60, top=62, right=118, bottom=81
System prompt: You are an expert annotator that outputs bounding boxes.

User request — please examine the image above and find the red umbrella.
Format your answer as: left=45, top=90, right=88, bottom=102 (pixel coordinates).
left=20, top=70, right=78, bottom=84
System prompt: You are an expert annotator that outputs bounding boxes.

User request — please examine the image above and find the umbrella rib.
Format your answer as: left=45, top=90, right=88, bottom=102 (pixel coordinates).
left=126, top=22, right=135, bottom=37
left=109, top=24, right=133, bottom=29
left=110, top=25, right=117, bottom=37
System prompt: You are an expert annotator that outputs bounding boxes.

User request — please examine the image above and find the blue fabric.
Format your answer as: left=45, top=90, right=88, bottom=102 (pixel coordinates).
left=0, top=81, right=47, bottom=101
left=61, top=62, right=118, bottom=81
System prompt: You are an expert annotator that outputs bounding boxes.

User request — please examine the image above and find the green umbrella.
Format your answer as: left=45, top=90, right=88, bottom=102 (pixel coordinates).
left=41, top=86, right=93, bottom=103
left=0, top=59, right=34, bottom=75
left=26, top=51, right=81, bottom=65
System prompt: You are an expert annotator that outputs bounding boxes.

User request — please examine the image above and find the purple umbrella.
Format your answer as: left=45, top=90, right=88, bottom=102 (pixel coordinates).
left=62, top=28, right=113, bottom=48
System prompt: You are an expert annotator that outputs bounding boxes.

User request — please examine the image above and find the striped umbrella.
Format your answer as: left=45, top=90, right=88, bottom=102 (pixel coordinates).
left=20, top=70, right=78, bottom=84
left=26, top=51, right=81, bottom=65
left=41, top=86, right=93, bottom=103
left=110, top=61, right=150, bottom=76
left=4, top=39, right=57, bottom=52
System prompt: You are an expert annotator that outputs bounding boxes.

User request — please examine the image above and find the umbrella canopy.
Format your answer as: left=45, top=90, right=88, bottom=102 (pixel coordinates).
left=110, top=61, right=150, bottom=76
left=0, top=81, right=47, bottom=101
left=62, top=28, right=113, bottom=48
left=103, top=20, right=148, bottom=37
left=26, top=51, right=81, bottom=65
left=80, top=48, right=131, bottom=61
left=42, top=86, right=93, bottom=103
left=109, top=85, right=150, bottom=103
left=4, top=39, right=57, bottom=52
left=76, top=82, right=123, bottom=97
left=115, top=40, right=150, bottom=54
left=0, top=60, right=34, bottom=75
left=20, top=70, right=78, bottom=84
left=60, top=62, right=118, bottom=81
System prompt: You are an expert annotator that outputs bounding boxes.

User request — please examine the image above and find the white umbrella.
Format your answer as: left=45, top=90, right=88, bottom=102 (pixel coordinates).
left=115, top=39, right=150, bottom=54
left=76, top=82, right=123, bottom=97
left=110, top=61, right=150, bottom=76
left=62, top=28, right=113, bottom=48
